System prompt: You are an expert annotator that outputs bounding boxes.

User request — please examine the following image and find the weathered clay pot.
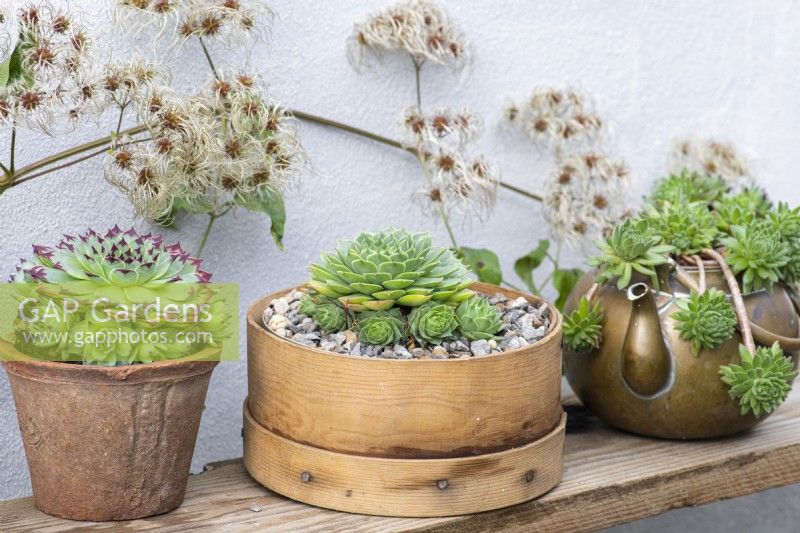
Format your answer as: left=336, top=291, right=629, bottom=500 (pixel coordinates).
left=3, top=358, right=217, bottom=521
left=244, top=283, right=566, bottom=517
left=564, top=264, right=800, bottom=439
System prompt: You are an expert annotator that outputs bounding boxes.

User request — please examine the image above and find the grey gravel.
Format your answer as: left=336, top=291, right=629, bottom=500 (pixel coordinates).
left=264, top=291, right=551, bottom=359
left=470, top=339, right=491, bottom=356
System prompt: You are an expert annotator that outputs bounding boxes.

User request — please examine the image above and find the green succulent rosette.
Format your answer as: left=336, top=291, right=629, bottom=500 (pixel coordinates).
left=672, top=289, right=736, bottom=355
left=308, top=227, right=474, bottom=312
left=588, top=218, right=674, bottom=290
left=651, top=169, right=727, bottom=206
left=721, top=220, right=789, bottom=294
left=455, top=296, right=503, bottom=342
left=355, top=309, right=406, bottom=346
left=720, top=342, right=797, bottom=417
left=646, top=201, right=717, bottom=256
left=563, top=297, right=603, bottom=352
left=408, top=302, right=458, bottom=345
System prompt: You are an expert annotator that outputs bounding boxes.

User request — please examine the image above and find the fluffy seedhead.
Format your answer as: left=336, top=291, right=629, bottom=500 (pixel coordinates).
left=671, top=138, right=754, bottom=188
left=505, top=87, right=603, bottom=152
left=12, top=226, right=211, bottom=285
left=720, top=342, right=797, bottom=417
left=563, top=296, right=603, bottom=352
left=308, top=227, right=474, bottom=312
left=0, top=1, right=97, bottom=132
left=673, top=288, right=737, bottom=355
left=403, top=106, right=499, bottom=220
left=347, top=0, right=469, bottom=71
left=113, top=0, right=271, bottom=46
left=106, top=70, right=303, bottom=222
left=544, top=152, right=632, bottom=252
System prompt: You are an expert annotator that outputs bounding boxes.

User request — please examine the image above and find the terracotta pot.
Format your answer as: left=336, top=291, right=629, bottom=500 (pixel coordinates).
left=564, top=264, right=800, bottom=439
left=3, top=358, right=217, bottom=521
left=244, top=283, right=566, bottom=517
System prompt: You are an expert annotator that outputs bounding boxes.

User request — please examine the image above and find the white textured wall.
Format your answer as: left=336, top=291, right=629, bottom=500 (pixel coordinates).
left=2, top=1, right=800, bottom=529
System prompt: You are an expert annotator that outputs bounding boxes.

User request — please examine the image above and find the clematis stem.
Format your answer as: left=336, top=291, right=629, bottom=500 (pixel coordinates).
left=291, top=109, right=544, bottom=203
left=703, top=248, right=755, bottom=355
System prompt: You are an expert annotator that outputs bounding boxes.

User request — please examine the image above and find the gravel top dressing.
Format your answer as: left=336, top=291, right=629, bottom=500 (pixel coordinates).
left=263, top=289, right=551, bottom=359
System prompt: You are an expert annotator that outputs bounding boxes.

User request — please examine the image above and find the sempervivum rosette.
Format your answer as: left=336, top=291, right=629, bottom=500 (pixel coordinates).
left=12, top=226, right=211, bottom=286
left=308, top=227, right=474, bottom=311
left=10, top=227, right=216, bottom=364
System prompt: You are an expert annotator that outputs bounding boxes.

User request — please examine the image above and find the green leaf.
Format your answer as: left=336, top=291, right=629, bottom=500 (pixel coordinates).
left=1, top=41, right=30, bottom=89
left=173, top=196, right=214, bottom=215
left=234, top=187, right=286, bottom=250
left=514, top=240, right=550, bottom=292
left=459, top=247, right=502, bottom=285
left=553, top=268, right=584, bottom=310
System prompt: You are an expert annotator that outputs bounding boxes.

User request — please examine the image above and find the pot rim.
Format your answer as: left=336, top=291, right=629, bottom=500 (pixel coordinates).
left=247, top=282, right=562, bottom=363
left=2, top=352, right=218, bottom=385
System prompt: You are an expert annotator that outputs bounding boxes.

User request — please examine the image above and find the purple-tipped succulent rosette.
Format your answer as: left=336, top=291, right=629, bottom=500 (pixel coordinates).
left=12, top=226, right=211, bottom=285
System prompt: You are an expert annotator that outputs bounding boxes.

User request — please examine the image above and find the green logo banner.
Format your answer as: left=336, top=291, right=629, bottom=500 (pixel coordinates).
left=0, top=282, right=239, bottom=364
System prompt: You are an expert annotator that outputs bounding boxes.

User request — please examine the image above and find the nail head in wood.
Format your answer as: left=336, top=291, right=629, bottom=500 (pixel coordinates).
left=525, top=470, right=536, bottom=483
left=301, top=471, right=312, bottom=483
left=437, top=479, right=449, bottom=490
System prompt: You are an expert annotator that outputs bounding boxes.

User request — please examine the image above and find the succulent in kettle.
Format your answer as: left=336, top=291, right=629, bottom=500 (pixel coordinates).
left=650, top=169, right=728, bottom=206
left=672, top=289, right=737, bottom=356
left=588, top=218, right=674, bottom=290
left=720, top=342, right=797, bottom=418
left=298, top=293, right=348, bottom=333
left=409, top=302, right=459, bottom=345
left=767, top=203, right=800, bottom=284
left=355, top=309, right=406, bottom=346
left=646, top=201, right=717, bottom=256
left=12, top=227, right=212, bottom=287
left=714, top=188, right=771, bottom=235
left=563, top=297, right=603, bottom=352
left=308, top=227, right=474, bottom=312
left=721, top=220, right=790, bottom=294
left=455, top=296, right=503, bottom=342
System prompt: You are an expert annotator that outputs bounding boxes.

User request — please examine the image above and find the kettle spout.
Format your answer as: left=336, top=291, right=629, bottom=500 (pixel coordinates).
left=621, top=282, right=671, bottom=396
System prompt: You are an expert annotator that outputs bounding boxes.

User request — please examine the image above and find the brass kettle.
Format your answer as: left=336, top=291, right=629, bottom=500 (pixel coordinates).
left=564, top=263, right=800, bottom=439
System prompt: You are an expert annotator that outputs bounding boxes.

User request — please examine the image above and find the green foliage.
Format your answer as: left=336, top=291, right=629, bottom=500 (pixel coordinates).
left=514, top=240, right=550, bottom=293
left=309, top=228, right=473, bottom=312
left=720, top=342, right=797, bottom=417
left=455, top=296, right=503, bottom=341
left=714, top=188, right=771, bottom=235
left=459, top=247, right=502, bottom=285
left=650, top=169, right=727, bottom=205
left=552, top=268, right=584, bottom=310
left=563, top=297, right=603, bottom=352
left=768, top=203, right=800, bottom=283
left=11, top=227, right=211, bottom=285
left=234, top=187, right=286, bottom=250
left=355, top=310, right=406, bottom=346
left=0, top=41, right=30, bottom=89
left=588, top=218, right=674, bottom=290
left=672, top=289, right=737, bottom=355
left=721, top=221, right=790, bottom=294
left=298, top=294, right=348, bottom=334
left=646, top=201, right=717, bottom=256
left=409, top=302, right=459, bottom=344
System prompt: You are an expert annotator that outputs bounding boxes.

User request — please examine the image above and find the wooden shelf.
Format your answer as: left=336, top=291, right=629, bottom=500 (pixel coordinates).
left=3, top=388, right=800, bottom=532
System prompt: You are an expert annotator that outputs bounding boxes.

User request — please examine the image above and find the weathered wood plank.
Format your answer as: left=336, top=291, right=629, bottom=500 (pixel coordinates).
left=3, top=388, right=800, bottom=532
